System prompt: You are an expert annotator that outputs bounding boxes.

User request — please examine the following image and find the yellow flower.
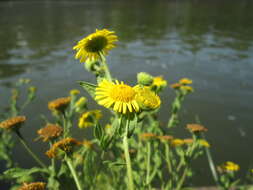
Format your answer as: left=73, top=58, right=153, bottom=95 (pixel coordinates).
left=198, top=139, right=210, bottom=148
left=95, top=79, right=139, bottom=114
left=180, top=86, right=194, bottom=93
left=186, top=124, right=208, bottom=133
left=157, top=135, right=174, bottom=142
left=37, top=124, right=63, bottom=142
left=73, top=29, right=118, bottom=63
left=18, top=182, right=46, bottom=190
left=139, top=133, right=157, bottom=141
left=70, top=89, right=80, bottom=96
left=134, top=86, right=161, bottom=110
left=152, top=76, right=167, bottom=89
left=78, top=110, right=102, bottom=128
left=183, top=138, right=194, bottom=145
left=170, top=83, right=181, bottom=90
left=48, top=97, right=71, bottom=113
left=171, top=138, right=184, bottom=147
left=220, top=161, right=240, bottom=172
left=179, top=78, right=192, bottom=85
left=46, top=138, right=81, bottom=158
left=0, top=116, right=26, bottom=131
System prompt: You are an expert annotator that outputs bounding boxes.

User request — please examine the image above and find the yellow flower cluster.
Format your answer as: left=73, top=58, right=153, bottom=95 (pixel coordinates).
left=18, top=182, right=46, bottom=190
left=46, top=138, right=81, bottom=158
left=220, top=161, right=240, bottom=172
left=48, top=97, right=71, bottom=113
left=37, top=124, right=63, bottom=142
left=171, top=77, right=194, bottom=93
left=78, top=110, right=102, bottom=128
left=0, top=116, right=26, bottom=131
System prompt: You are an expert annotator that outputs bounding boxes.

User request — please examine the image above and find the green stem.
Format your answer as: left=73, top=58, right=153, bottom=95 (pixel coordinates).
left=146, top=142, right=151, bottom=188
left=175, top=167, right=189, bottom=190
left=66, top=157, right=83, bottom=190
left=16, top=131, right=47, bottom=169
left=99, top=52, right=112, bottom=81
left=165, top=144, right=172, bottom=173
left=123, top=120, right=134, bottom=190
left=202, top=134, right=220, bottom=187
left=49, top=142, right=56, bottom=176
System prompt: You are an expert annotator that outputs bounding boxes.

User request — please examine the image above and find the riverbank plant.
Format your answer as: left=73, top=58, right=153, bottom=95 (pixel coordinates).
left=0, top=29, right=252, bottom=190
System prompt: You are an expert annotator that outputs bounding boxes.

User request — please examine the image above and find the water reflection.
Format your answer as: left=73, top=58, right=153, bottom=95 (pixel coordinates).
left=0, top=0, right=253, bottom=186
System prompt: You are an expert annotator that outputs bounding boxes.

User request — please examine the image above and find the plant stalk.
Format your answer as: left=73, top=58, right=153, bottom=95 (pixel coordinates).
left=66, top=157, right=83, bottom=190
left=123, top=120, right=134, bottom=190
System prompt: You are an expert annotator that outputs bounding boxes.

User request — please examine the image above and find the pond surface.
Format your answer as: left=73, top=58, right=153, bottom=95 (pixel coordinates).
left=0, top=0, right=253, bottom=187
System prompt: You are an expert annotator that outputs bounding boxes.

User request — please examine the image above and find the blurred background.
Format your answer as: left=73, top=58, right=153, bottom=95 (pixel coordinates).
left=0, top=0, right=253, bottom=187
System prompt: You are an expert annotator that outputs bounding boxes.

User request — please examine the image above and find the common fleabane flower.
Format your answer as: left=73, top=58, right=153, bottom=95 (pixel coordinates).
left=73, top=29, right=118, bottom=63
left=95, top=79, right=139, bottom=114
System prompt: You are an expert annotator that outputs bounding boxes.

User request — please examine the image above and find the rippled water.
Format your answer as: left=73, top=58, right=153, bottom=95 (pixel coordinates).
left=0, top=0, right=253, bottom=187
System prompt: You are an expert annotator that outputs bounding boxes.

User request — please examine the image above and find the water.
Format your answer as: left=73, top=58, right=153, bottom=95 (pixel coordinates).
left=0, top=0, right=253, bottom=187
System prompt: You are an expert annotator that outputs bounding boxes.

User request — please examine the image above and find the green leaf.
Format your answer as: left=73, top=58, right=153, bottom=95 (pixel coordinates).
left=79, top=81, right=97, bottom=98
left=1, top=167, right=48, bottom=180
left=94, top=123, right=103, bottom=140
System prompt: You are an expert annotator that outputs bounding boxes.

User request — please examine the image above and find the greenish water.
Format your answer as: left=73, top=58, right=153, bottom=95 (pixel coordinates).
left=0, top=0, right=253, bottom=187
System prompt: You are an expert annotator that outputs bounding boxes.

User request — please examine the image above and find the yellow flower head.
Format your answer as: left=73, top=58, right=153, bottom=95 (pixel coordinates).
left=73, top=29, right=118, bottom=63
left=0, top=116, right=26, bottom=131
left=171, top=138, right=184, bottom=147
left=183, top=138, right=194, bottom=145
left=37, top=124, right=63, bottom=142
left=158, top=135, right=174, bottom=143
left=219, top=161, right=240, bottom=172
left=78, top=110, right=102, bottom=128
left=180, top=86, right=194, bottom=93
left=170, top=83, right=182, bottom=90
left=179, top=78, right=193, bottom=85
left=139, top=133, right=157, bottom=141
left=46, top=138, right=81, bottom=158
left=74, top=97, right=87, bottom=112
left=70, top=89, right=80, bottom=96
left=198, top=139, right=210, bottom=148
left=152, top=76, right=167, bottom=89
left=19, top=182, right=46, bottom=190
left=134, top=86, right=161, bottom=110
left=186, top=124, right=208, bottom=133
left=95, top=79, right=139, bottom=114
left=82, top=140, right=93, bottom=149
left=48, top=97, right=71, bottom=113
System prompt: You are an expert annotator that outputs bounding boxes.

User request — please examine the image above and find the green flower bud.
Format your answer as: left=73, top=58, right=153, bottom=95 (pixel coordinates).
left=137, top=72, right=153, bottom=86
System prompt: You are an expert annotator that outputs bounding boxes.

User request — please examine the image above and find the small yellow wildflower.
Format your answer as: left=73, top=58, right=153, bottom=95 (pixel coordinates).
left=139, top=133, right=157, bottom=141
left=180, top=86, right=194, bottom=93
left=83, top=140, right=93, bottom=149
left=152, top=76, right=167, bottom=89
left=95, top=79, right=139, bottom=114
left=219, top=161, right=240, bottom=172
left=75, top=97, right=87, bottom=107
left=171, top=138, right=184, bottom=147
left=48, top=97, right=71, bottom=113
left=186, top=124, right=208, bottom=133
left=134, top=86, right=161, bottom=110
left=170, top=83, right=181, bottom=90
left=46, top=138, right=81, bottom=158
left=158, top=135, right=174, bottom=141
left=0, top=116, right=26, bottom=131
left=199, top=139, right=210, bottom=148
left=78, top=110, right=102, bottom=128
left=37, top=124, right=63, bottom=142
left=73, top=29, right=118, bottom=63
left=183, top=138, right=194, bottom=145
left=179, top=78, right=192, bottom=85
left=70, top=89, right=80, bottom=96
left=18, top=182, right=46, bottom=190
